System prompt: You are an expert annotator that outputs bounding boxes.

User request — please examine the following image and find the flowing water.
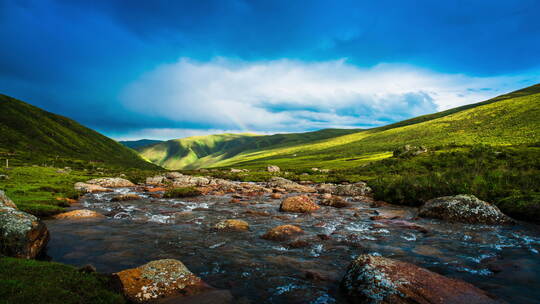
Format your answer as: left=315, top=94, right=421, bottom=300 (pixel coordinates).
left=44, top=187, right=540, bottom=303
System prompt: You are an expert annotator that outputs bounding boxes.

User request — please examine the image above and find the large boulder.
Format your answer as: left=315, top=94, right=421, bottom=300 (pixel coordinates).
left=114, top=259, right=211, bottom=303
left=419, top=194, right=513, bottom=224
left=74, top=182, right=111, bottom=193
left=0, top=198, right=49, bottom=258
left=261, top=224, right=304, bottom=241
left=0, top=190, right=17, bottom=208
left=341, top=254, right=499, bottom=304
left=268, top=177, right=316, bottom=193
left=317, top=182, right=372, bottom=196
left=280, top=195, right=320, bottom=213
left=86, top=177, right=135, bottom=188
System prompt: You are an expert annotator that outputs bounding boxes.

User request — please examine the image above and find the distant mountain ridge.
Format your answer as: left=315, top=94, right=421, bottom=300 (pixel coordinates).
left=0, top=94, right=159, bottom=169
left=120, top=139, right=164, bottom=149
left=137, top=83, right=540, bottom=170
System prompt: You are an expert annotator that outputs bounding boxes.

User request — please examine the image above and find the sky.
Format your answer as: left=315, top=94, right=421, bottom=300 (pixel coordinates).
left=1, top=0, right=539, bottom=140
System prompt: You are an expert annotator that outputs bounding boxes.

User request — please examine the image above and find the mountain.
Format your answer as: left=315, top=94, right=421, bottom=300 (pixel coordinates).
left=136, top=129, right=360, bottom=169
left=138, top=84, right=540, bottom=170
left=0, top=94, right=159, bottom=169
left=119, top=139, right=164, bottom=149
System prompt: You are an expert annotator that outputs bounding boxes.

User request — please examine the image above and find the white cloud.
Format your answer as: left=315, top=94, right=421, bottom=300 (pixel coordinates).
left=121, top=57, right=538, bottom=133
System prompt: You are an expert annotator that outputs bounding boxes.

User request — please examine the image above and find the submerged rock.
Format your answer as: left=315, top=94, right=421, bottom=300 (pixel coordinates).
left=52, top=209, right=105, bottom=219
left=280, top=195, right=320, bottom=213
left=114, top=259, right=211, bottom=303
left=261, top=224, right=304, bottom=241
left=320, top=196, right=351, bottom=208
left=0, top=197, right=49, bottom=258
left=341, top=254, right=499, bottom=304
left=214, top=219, right=249, bottom=231
left=86, top=177, right=135, bottom=188
left=111, top=194, right=142, bottom=202
left=419, top=194, right=513, bottom=224
left=74, top=182, right=111, bottom=193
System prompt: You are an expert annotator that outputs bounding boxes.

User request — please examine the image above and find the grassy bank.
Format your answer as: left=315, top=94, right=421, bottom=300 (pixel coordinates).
left=0, top=257, right=124, bottom=304
left=0, top=165, right=162, bottom=217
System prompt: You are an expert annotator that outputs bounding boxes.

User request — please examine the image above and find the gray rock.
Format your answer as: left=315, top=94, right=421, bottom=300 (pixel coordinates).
left=267, top=165, right=281, bottom=172
left=268, top=177, right=316, bottom=193
left=0, top=190, right=17, bottom=208
left=419, top=194, right=513, bottom=224
left=0, top=195, right=49, bottom=258
left=317, top=182, right=372, bottom=196
left=86, top=177, right=135, bottom=188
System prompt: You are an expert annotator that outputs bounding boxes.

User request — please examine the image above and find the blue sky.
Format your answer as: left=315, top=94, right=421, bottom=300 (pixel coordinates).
left=1, top=0, right=539, bottom=140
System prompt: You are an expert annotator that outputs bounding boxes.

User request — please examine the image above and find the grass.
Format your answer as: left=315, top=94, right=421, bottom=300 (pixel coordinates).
left=163, top=186, right=202, bottom=198
left=0, top=257, right=124, bottom=304
left=137, top=84, right=540, bottom=171
left=0, top=93, right=159, bottom=170
left=0, top=166, right=163, bottom=217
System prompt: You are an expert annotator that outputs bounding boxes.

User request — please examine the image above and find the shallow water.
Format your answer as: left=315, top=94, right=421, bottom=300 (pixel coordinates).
left=44, top=187, right=540, bottom=303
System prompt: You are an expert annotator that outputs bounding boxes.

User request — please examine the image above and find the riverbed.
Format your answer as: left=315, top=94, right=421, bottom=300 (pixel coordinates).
left=44, top=187, right=540, bottom=303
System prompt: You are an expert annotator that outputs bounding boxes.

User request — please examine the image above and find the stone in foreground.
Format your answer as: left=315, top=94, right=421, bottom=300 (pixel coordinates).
left=214, top=219, right=249, bottom=231
left=341, top=254, right=500, bottom=304
left=52, top=209, right=105, bottom=219
left=114, top=259, right=211, bottom=303
left=321, top=196, right=351, bottom=208
left=86, top=177, right=135, bottom=188
left=419, top=194, right=513, bottom=224
left=280, top=195, right=320, bottom=213
left=0, top=195, right=49, bottom=258
left=261, top=224, right=304, bottom=241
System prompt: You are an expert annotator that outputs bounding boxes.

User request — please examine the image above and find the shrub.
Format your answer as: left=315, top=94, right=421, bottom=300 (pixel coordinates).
left=163, top=187, right=202, bottom=198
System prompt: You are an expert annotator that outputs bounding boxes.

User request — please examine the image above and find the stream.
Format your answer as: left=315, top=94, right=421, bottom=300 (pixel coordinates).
left=44, top=187, right=540, bottom=303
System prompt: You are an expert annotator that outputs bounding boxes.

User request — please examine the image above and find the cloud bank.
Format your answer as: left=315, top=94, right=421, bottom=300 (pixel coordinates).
left=121, top=58, right=537, bottom=134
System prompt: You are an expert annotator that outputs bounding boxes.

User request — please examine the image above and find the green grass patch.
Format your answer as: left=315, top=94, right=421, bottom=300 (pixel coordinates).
left=0, top=257, right=124, bottom=304
left=163, top=186, right=202, bottom=198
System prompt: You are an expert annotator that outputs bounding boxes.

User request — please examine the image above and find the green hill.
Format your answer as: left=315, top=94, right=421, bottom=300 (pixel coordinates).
left=138, top=83, right=540, bottom=170
left=119, top=139, right=163, bottom=149
left=137, top=129, right=359, bottom=169
left=0, top=94, right=158, bottom=169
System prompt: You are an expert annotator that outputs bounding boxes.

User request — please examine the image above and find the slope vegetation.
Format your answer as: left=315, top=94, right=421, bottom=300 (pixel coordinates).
left=138, top=84, right=540, bottom=170
left=0, top=94, right=158, bottom=169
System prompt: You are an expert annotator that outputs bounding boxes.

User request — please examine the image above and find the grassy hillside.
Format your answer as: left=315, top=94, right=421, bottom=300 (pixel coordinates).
left=0, top=94, right=158, bottom=170
left=138, top=84, right=540, bottom=170
left=119, top=139, right=163, bottom=149
left=210, top=83, right=540, bottom=169
left=137, top=129, right=360, bottom=169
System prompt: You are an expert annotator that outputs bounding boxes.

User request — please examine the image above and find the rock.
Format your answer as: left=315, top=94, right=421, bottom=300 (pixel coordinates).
left=280, top=195, right=320, bottom=213
left=341, top=254, right=499, bottom=304
left=114, top=259, right=211, bottom=303
left=270, top=193, right=282, bottom=199
left=261, top=224, right=304, bottom=241
left=419, top=194, right=513, bottom=224
left=0, top=174, right=8, bottom=180
left=166, top=172, right=184, bottom=179
left=86, top=177, right=135, bottom=188
left=321, top=196, right=351, bottom=208
left=318, top=182, right=372, bottom=196
left=52, top=209, right=105, bottom=219
left=267, top=165, right=281, bottom=172
left=375, top=219, right=429, bottom=233
left=393, top=144, right=428, bottom=158
left=214, top=219, right=249, bottom=231
left=268, top=177, right=316, bottom=193
left=146, top=175, right=166, bottom=185
left=0, top=190, right=17, bottom=208
left=155, top=289, right=233, bottom=304
left=78, top=264, right=97, bottom=273
left=74, top=182, right=111, bottom=193
left=0, top=199, right=49, bottom=258
left=145, top=187, right=167, bottom=193
left=111, top=194, right=142, bottom=202
left=230, top=168, right=246, bottom=173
